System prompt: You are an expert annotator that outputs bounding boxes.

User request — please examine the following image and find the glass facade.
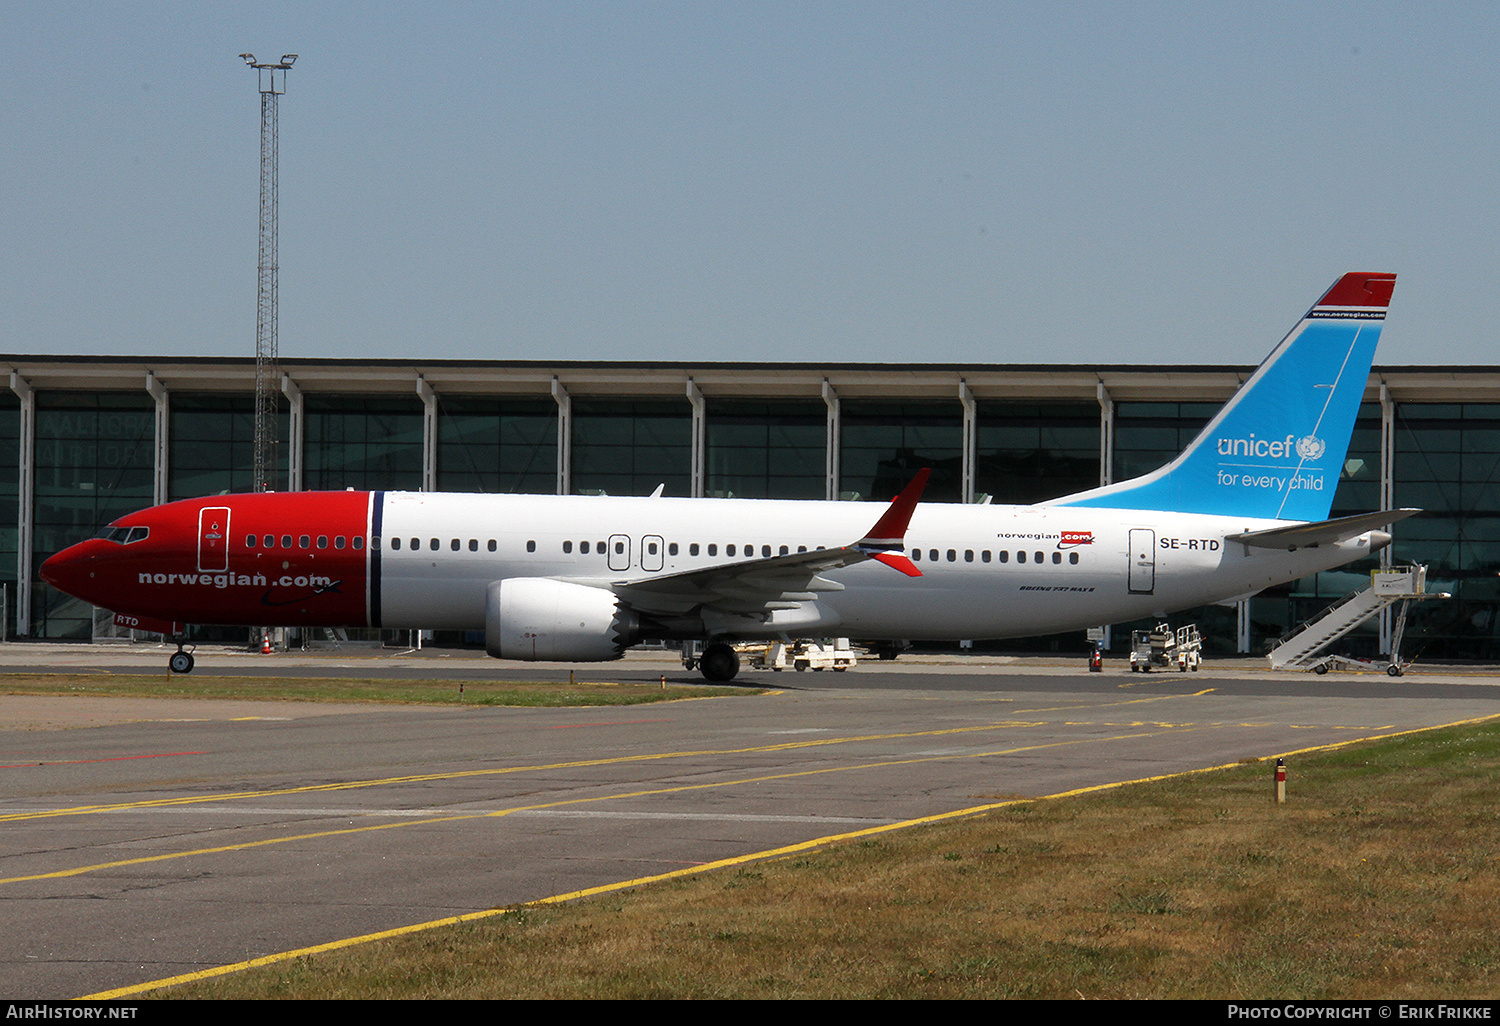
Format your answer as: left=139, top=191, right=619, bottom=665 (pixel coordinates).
left=571, top=399, right=691, bottom=498
left=32, top=392, right=155, bottom=638
left=841, top=401, right=962, bottom=503
left=0, top=395, right=18, bottom=638
left=437, top=396, right=557, bottom=494
left=304, top=396, right=424, bottom=492
left=1112, top=402, right=1220, bottom=482
left=1392, top=404, right=1500, bottom=660
left=706, top=400, right=825, bottom=499
left=169, top=393, right=288, bottom=500
left=976, top=401, right=1099, bottom=504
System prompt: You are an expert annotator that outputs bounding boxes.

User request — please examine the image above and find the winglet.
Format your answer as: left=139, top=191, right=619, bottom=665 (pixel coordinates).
left=854, top=469, right=929, bottom=576
left=858, top=468, right=930, bottom=549
left=869, top=552, right=923, bottom=577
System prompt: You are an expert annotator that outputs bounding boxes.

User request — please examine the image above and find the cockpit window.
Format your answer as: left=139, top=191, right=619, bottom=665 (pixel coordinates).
left=96, top=525, right=149, bottom=544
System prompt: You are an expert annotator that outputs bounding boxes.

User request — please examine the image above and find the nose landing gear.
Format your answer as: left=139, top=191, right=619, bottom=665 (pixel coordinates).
left=168, top=643, right=195, bottom=674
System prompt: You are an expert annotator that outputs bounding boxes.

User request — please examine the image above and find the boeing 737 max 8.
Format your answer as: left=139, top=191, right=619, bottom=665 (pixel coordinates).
left=41, top=272, right=1412, bottom=681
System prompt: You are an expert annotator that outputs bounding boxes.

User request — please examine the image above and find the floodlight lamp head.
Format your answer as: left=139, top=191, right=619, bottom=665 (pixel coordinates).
left=281, top=54, right=298, bottom=67
left=240, top=53, right=256, bottom=65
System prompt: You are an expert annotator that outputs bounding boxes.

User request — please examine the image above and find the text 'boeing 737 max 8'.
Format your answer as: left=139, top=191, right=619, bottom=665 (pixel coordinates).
left=41, top=272, right=1414, bottom=681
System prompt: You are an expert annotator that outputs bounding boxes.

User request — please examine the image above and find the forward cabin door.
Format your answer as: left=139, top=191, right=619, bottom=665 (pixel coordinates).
left=198, top=507, right=231, bottom=573
left=1127, top=528, right=1155, bottom=594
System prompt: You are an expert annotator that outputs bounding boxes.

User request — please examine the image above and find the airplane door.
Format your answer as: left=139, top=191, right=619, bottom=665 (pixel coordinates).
left=1128, top=528, right=1155, bottom=594
left=642, top=535, right=664, bottom=572
left=198, top=506, right=231, bottom=573
left=608, top=534, right=631, bottom=572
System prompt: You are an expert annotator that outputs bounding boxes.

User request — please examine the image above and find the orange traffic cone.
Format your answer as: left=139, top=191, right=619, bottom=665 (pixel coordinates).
left=261, top=632, right=272, bottom=655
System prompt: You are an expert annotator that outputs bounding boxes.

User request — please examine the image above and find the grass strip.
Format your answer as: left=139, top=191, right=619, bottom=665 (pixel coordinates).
left=0, top=673, right=755, bottom=707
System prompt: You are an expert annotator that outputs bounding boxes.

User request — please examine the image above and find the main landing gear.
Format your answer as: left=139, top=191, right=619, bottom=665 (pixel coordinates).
left=699, top=642, right=741, bottom=683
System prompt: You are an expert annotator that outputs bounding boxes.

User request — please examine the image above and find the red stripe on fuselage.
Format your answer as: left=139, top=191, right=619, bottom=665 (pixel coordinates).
left=41, top=492, right=373, bottom=628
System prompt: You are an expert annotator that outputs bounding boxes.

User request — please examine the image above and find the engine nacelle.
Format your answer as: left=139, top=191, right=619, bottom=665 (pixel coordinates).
left=485, top=578, right=635, bottom=661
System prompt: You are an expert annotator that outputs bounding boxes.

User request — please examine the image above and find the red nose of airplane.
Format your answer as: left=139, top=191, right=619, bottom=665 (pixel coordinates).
left=40, top=542, right=100, bottom=603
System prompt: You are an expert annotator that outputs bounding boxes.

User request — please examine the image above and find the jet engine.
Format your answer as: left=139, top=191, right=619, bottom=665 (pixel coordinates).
left=485, top=578, right=637, bottom=661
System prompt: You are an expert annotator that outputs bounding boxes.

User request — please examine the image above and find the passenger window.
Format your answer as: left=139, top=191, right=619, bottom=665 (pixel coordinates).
left=355, top=537, right=366, bottom=551
left=469, top=539, right=478, bottom=551
left=334, top=536, right=345, bottom=549
left=912, top=549, right=922, bottom=562
left=1035, top=551, right=1044, bottom=563
left=488, top=540, right=497, bottom=552
left=1052, top=552, right=1061, bottom=564
left=264, top=534, right=274, bottom=547
left=708, top=544, right=718, bottom=556
left=411, top=538, right=420, bottom=550
left=391, top=537, right=402, bottom=551
left=563, top=541, right=573, bottom=553
left=580, top=541, right=590, bottom=554
left=727, top=544, right=736, bottom=556
left=647, top=541, right=658, bottom=555
left=689, top=543, right=699, bottom=556
left=317, top=536, right=328, bottom=549
left=779, top=545, right=788, bottom=556
left=528, top=540, right=538, bottom=553
left=947, top=550, right=956, bottom=562
left=669, top=542, right=679, bottom=556
left=1017, top=551, right=1026, bottom=564
left=245, top=534, right=256, bottom=548
left=282, top=535, right=293, bottom=548
left=1069, top=552, right=1079, bottom=564
left=299, top=535, right=310, bottom=549
left=928, top=549, right=938, bottom=561
left=429, top=538, right=439, bottom=551
left=981, top=550, right=991, bottom=563
left=450, top=538, right=460, bottom=551
left=762, top=545, right=771, bottom=557
left=965, top=550, right=974, bottom=562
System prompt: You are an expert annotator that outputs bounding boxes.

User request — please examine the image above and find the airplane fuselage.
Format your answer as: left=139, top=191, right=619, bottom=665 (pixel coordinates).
left=44, top=490, right=1380, bottom=642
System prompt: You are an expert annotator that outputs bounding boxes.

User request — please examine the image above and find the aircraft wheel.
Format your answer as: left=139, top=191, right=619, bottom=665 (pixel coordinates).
left=700, top=643, right=740, bottom=683
left=169, top=651, right=194, bottom=675
left=1387, top=663, right=1404, bottom=678
left=1313, top=663, right=1328, bottom=675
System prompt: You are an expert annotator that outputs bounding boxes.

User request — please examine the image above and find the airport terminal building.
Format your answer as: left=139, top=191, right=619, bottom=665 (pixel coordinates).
left=5, top=355, right=1498, bottom=659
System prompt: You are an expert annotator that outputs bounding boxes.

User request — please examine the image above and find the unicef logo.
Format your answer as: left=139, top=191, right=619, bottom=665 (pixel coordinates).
left=1295, top=435, right=1326, bottom=461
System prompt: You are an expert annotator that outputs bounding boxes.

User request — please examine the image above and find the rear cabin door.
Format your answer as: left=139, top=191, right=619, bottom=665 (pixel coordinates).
left=1127, top=528, right=1155, bottom=594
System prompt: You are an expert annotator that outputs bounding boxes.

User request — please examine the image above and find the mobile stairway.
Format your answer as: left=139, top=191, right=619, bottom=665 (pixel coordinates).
left=1267, top=565, right=1445, bottom=677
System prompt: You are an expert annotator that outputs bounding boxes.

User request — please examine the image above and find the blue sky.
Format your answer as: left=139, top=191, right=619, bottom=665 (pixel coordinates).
left=4, top=1, right=1495, bottom=366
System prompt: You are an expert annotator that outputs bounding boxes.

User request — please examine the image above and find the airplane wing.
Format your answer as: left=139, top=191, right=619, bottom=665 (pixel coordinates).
left=610, top=469, right=929, bottom=617
left=1224, top=508, right=1421, bottom=551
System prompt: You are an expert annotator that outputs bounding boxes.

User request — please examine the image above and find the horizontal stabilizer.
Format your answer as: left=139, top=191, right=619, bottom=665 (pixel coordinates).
left=1225, top=509, right=1420, bottom=550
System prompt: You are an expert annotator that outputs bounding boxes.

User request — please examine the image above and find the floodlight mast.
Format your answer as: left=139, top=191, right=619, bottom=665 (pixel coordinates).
left=241, top=53, right=297, bottom=493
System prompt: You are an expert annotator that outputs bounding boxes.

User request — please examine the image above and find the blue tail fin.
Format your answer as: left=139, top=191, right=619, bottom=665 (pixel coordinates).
left=1053, top=272, right=1395, bottom=522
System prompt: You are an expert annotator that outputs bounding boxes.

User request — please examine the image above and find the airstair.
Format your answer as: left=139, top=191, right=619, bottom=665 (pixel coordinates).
left=1267, top=565, right=1444, bottom=676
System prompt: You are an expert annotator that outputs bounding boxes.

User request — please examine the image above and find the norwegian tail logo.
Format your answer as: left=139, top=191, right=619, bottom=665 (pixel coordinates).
left=1054, top=272, right=1396, bottom=522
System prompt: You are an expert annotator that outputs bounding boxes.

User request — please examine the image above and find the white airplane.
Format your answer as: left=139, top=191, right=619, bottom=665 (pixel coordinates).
left=41, top=272, right=1411, bottom=681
